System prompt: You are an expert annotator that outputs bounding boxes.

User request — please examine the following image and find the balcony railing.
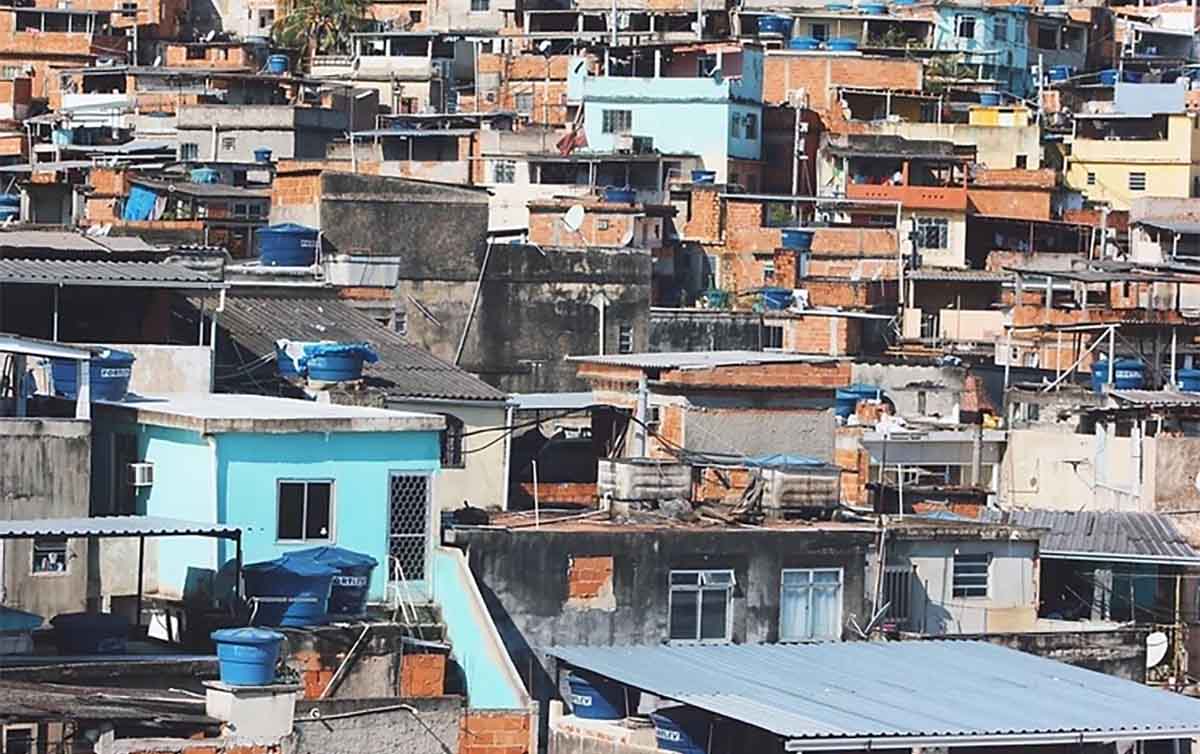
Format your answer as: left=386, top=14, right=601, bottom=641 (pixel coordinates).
left=845, top=182, right=968, bottom=211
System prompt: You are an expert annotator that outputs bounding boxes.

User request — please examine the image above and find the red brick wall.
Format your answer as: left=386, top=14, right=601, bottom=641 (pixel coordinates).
left=680, top=187, right=722, bottom=242
left=528, top=208, right=636, bottom=247
left=460, top=711, right=532, bottom=754
left=662, top=360, right=851, bottom=389
left=762, top=54, right=922, bottom=110
left=400, top=653, right=446, bottom=697
left=567, top=555, right=613, bottom=599
left=968, top=188, right=1052, bottom=221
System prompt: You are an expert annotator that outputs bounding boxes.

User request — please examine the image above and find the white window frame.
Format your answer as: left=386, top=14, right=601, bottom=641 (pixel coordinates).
left=492, top=159, right=516, bottom=184
left=668, top=568, right=735, bottom=642
left=602, top=109, right=632, bottom=134
left=2, top=724, right=37, bottom=754
left=810, top=22, right=828, bottom=41
left=955, top=14, right=976, bottom=39
left=762, top=324, right=784, bottom=350
left=514, top=91, right=534, bottom=115
left=779, top=567, right=843, bottom=642
left=276, top=479, right=335, bottom=543
left=952, top=552, right=990, bottom=598
left=470, top=0, right=489, bottom=11
left=914, top=216, right=949, bottom=250
left=992, top=16, right=1008, bottom=42
left=179, top=142, right=199, bottom=161
left=32, top=537, right=68, bottom=576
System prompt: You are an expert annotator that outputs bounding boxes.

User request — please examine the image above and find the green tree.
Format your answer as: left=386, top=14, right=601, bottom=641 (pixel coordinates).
left=274, top=0, right=369, bottom=70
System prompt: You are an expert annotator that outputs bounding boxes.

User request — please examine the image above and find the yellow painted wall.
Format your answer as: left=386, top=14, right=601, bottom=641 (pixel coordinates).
left=1068, top=114, right=1200, bottom=210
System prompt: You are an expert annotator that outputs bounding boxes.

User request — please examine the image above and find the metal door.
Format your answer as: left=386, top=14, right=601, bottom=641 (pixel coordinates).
left=388, top=472, right=431, bottom=584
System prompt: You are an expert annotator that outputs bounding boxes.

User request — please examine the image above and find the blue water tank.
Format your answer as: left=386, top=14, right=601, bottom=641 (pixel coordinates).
left=1091, top=358, right=1145, bottom=393
left=211, top=627, right=285, bottom=685
left=275, top=340, right=317, bottom=378
left=836, top=384, right=883, bottom=418
left=1048, top=65, right=1073, bottom=82
left=781, top=228, right=814, bottom=250
left=0, top=194, right=18, bottom=221
left=978, top=92, right=1002, bottom=106
left=280, top=547, right=378, bottom=616
left=254, top=148, right=273, bottom=163
left=51, top=612, right=129, bottom=655
left=604, top=186, right=636, bottom=203
left=243, top=557, right=338, bottom=628
left=691, top=170, right=717, bottom=184
left=567, top=673, right=639, bottom=720
left=0, top=606, right=42, bottom=632
left=827, top=37, right=859, bottom=51
left=257, top=223, right=319, bottom=267
left=789, top=36, right=821, bottom=50
left=190, top=167, right=220, bottom=184
left=761, top=287, right=793, bottom=310
left=651, top=707, right=710, bottom=754
left=757, top=15, right=794, bottom=36
left=1099, top=69, right=1119, bottom=86
left=1179, top=368, right=1200, bottom=392
left=858, top=2, right=887, bottom=13
left=51, top=348, right=136, bottom=401
left=826, top=3, right=852, bottom=9
left=305, top=342, right=379, bottom=382
left=267, top=54, right=289, bottom=75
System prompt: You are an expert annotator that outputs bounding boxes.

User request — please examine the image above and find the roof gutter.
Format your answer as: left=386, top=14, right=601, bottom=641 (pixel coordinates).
left=1040, top=549, right=1200, bottom=566
left=784, top=727, right=1200, bottom=751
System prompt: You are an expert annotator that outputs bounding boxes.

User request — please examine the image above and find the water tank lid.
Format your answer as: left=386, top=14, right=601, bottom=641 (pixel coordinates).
left=305, top=341, right=379, bottom=364
left=260, top=222, right=319, bottom=235
left=0, top=606, right=43, bottom=632
left=243, top=557, right=340, bottom=578
left=211, top=627, right=285, bottom=645
left=94, top=348, right=136, bottom=365
left=280, top=546, right=378, bottom=569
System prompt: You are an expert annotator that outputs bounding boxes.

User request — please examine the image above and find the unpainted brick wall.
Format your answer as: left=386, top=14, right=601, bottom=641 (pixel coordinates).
left=400, top=653, right=447, bottom=697
left=567, top=555, right=613, bottom=599
left=459, top=711, right=533, bottom=754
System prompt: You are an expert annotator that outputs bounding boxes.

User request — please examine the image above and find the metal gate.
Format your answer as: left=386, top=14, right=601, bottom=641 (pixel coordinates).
left=388, top=472, right=431, bottom=584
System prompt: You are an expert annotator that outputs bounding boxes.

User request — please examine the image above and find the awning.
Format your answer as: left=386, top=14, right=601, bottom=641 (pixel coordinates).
left=0, top=515, right=241, bottom=540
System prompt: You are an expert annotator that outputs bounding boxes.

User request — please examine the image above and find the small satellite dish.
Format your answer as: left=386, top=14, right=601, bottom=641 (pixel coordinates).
left=1147, top=631, right=1169, bottom=669
left=1193, top=468, right=1200, bottom=494
left=562, top=204, right=585, bottom=232
left=152, top=54, right=162, bottom=66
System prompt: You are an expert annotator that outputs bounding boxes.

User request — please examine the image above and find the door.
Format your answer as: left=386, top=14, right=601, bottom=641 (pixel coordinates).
left=388, top=472, right=432, bottom=589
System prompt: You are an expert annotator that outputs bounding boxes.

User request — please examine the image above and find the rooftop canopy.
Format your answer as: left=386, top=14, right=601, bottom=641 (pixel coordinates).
left=548, top=641, right=1200, bottom=751
left=0, top=515, right=241, bottom=540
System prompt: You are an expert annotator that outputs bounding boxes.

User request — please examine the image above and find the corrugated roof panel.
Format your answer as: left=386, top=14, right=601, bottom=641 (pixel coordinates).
left=980, top=508, right=1200, bottom=563
left=0, top=515, right=240, bottom=539
left=0, top=258, right=221, bottom=287
left=546, top=642, right=1200, bottom=745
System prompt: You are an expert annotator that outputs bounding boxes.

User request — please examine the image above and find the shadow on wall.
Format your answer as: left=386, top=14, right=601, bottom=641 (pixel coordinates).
left=475, top=580, right=554, bottom=743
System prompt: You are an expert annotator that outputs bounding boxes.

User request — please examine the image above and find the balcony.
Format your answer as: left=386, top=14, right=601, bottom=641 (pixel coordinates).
left=846, top=182, right=968, bottom=211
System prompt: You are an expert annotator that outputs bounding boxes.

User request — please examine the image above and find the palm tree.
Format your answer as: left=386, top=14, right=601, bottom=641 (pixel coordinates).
left=275, top=0, right=369, bottom=71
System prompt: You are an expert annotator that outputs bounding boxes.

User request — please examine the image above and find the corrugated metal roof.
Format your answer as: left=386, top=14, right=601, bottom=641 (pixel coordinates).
left=0, top=515, right=240, bottom=539
left=0, top=333, right=93, bottom=360
left=185, top=290, right=507, bottom=402
left=0, top=259, right=221, bottom=288
left=566, top=350, right=840, bottom=370
left=1108, top=389, right=1200, bottom=408
left=0, top=230, right=156, bottom=252
left=980, top=508, right=1200, bottom=564
left=547, top=641, right=1200, bottom=748
left=510, top=392, right=595, bottom=411
left=906, top=269, right=1011, bottom=282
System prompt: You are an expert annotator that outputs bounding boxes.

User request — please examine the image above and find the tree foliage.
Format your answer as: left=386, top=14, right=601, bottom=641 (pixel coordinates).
left=274, top=0, right=370, bottom=68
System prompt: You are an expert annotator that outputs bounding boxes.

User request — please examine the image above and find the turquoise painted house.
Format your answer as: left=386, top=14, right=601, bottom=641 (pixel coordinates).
left=931, top=6, right=1032, bottom=98
left=91, top=394, right=443, bottom=604
left=573, top=46, right=764, bottom=186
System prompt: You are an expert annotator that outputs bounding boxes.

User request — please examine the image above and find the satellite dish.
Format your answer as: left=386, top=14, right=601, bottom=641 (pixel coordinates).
left=562, top=204, right=585, bottom=232
left=152, top=55, right=162, bottom=66
left=204, top=29, right=217, bottom=41
left=1147, top=631, right=1169, bottom=669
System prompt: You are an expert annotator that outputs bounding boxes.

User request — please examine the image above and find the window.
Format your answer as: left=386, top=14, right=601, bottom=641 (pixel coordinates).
left=221, top=135, right=236, bottom=152
left=810, top=22, right=828, bottom=41
left=515, top=92, right=533, bottom=115
left=955, top=14, right=976, bottom=39
left=394, top=308, right=408, bottom=335
left=992, top=16, right=1008, bottom=42
left=601, top=109, right=632, bottom=134
left=1129, top=172, right=1147, bottom=192
left=180, top=142, right=199, bottom=161
left=440, top=414, right=465, bottom=468
left=32, top=537, right=67, bottom=574
left=914, top=216, right=949, bottom=250
left=744, top=112, right=758, bottom=140
left=492, top=159, right=516, bottom=183
left=669, top=569, right=734, bottom=641
left=257, top=8, right=274, bottom=28
left=2, top=725, right=36, bottom=754
left=618, top=324, right=634, bottom=354
left=1036, top=24, right=1057, bottom=49
left=697, top=54, right=718, bottom=76
left=762, top=259, right=775, bottom=285
left=762, top=324, right=783, bottom=349
left=882, top=566, right=912, bottom=624
left=779, top=569, right=842, bottom=641
left=1015, top=154, right=1027, bottom=169
left=705, top=253, right=720, bottom=289
left=952, top=552, right=990, bottom=598
left=1086, top=171, right=1096, bottom=186
left=646, top=404, right=662, bottom=433
left=470, top=0, right=489, bottom=10
left=277, top=480, right=333, bottom=541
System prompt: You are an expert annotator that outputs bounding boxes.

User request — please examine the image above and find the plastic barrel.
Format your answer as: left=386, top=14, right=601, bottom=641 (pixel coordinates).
left=51, top=348, right=136, bottom=401
left=304, top=342, right=378, bottom=382
left=651, top=707, right=710, bottom=754
left=757, top=15, right=794, bottom=36
left=242, top=557, right=338, bottom=628
left=1179, top=368, right=1200, bottom=392
left=1091, top=359, right=1145, bottom=393
left=789, top=36, right=821, bottom=50
left=190, top=167, right=220, bottom=184
left=280, top=547, right=378, bottom=616
left=0, top=606, right=42, bottom=632
left=691, top=170, right=717, bottom=184
left=827, top=37, right=859, bottom=51
left=267, top=54, right=289, bottom=74
left=50, top=612, right=129, bottom=655
left=1099, top=69, right=1119, bottom=86
left=257, top=223, right=319, bottom=267
left=254, top=148, right=273, bottom=163
left=1048, top=65, right=1073, bottom=82
left=211, top=627, right=285, bottom=686
left=567, top=673, right=639, bottom=720
left=604, top=186, right=637, bottom=203
left=780, top=229, right=814, bottom=250
left=761, top=287, right=794, bottom=310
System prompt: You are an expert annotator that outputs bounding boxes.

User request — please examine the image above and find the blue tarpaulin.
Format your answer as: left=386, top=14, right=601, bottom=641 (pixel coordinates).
left=742, top=454, right=829, bottom=469
left=122, top=185, right=158, bottom=221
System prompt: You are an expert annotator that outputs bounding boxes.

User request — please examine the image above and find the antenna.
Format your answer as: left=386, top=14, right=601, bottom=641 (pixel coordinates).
left=562, top=204, right=585, bottom=232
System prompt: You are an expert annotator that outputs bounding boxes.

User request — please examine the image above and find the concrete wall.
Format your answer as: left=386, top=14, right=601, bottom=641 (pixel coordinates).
left=115, top=345, right=213, bottom=395
left=999, top=427, right=1142, bottom=511
left=889, top=537, right=1039, bottom=634
left=649, top=309, right=763, bottom=352
left=387, top=399, right=508, bottom=512
left=850, top=362, right=965, bottom=420
left=455, top=526, right=872, bottom=713
left=293, top=697, right=462, bottom=754
left=682, top=402, right=836, bottom=460
left=0, top=419, right=91, bottom=618
left=858, top=122, right=1039, bottom=170
left=953, top=628, right=1148, bottom=682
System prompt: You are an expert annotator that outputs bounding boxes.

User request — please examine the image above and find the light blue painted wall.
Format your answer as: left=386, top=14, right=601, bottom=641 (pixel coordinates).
left=216, top=430, right=441, bottom=601
left=932, top=7, right=1031, bottom=97
left=730, top=47, right=764, bottom=103
left=583, top=98, right=733, bottom=176
left=729, top=102, right=763, bottom=161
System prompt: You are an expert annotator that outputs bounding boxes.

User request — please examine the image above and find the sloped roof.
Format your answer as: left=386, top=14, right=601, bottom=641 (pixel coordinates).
left=184, top=289, right=506, bottom=402
left=981, top=508, right=1200, bottom=564
left=0, top=258, right=222, bottom=288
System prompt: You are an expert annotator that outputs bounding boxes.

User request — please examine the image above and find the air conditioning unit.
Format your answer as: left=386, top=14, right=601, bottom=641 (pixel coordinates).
left=614, top=133, right=634, bottom=153
left=127, top=462, right=154, bottom=488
